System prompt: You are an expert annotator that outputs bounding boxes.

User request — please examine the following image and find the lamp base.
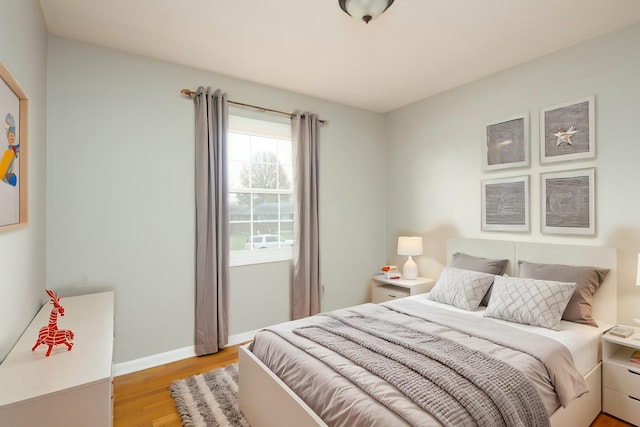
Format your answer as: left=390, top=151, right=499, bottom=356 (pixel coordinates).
left=403, top=256, right=418, bottom=280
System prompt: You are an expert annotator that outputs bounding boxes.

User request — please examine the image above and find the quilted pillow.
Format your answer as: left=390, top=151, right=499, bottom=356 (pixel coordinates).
left=484, top=275, right=577, bottom=330
left=517, top=260, right=609, bottom=327
left=427, top=266, right=495, bottom=310
left=449, top=252, right=509, bottom=306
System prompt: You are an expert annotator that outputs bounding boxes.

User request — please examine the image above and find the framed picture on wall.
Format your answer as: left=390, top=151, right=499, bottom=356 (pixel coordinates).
left=0, top=63, right=28, bottom=231
left=481, top=175, right=529, bottom=232
left=541, top=168, right=595, bottom=235
left=483, top=113, right=529, bottom=171
left=540, top=95, right=595, bottom=163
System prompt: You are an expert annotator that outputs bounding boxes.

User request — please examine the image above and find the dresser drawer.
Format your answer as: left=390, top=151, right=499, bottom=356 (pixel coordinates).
left=604, top=361, right=640, bottom=398
left=604, top=388, right=640, bottom=426
left=372, top=285, right=409, bottom=303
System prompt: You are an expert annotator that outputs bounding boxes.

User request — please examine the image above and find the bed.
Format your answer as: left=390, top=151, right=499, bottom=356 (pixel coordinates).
left=238, top=238, right=617, bottom=427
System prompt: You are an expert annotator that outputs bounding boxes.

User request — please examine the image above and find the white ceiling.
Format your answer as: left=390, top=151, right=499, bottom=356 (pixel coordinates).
left=40, top=0, right=640, bottom=113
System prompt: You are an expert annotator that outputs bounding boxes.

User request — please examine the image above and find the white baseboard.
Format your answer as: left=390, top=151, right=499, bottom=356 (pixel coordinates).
left=228, top=329, right=260, bottom=346
left=112, top=329, right=260, bottom=377
left=112, top=346, right=195, bottom=376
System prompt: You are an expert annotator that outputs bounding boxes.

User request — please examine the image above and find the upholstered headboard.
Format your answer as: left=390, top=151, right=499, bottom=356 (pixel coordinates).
left=447, top=238, right=617, bottom=325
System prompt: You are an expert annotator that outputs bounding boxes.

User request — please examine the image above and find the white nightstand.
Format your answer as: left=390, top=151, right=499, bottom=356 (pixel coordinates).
left=371, top=275, right=435, bottom=303
left=602, top=326, right=640, bottom=426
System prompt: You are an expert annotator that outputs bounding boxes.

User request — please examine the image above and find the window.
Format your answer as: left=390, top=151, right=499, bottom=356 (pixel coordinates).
left=228, top=115, right=293, bottom=266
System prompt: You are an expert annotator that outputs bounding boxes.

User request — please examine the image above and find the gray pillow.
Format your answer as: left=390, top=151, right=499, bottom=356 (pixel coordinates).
left=517, top=260, right=609, bottom=327
left=427, top=266, right=495, bottom=311
left=484, top=276, right=577, bottom=330
left=450, top=252, right=509, bottom=306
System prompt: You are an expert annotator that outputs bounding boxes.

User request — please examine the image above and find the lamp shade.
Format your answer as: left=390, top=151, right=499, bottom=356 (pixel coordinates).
left=397, top=236, right=423, bottom=256
left=339, top=0, right=395, bottom=24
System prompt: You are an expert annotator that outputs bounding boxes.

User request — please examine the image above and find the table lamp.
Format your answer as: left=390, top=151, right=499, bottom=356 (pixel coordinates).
left=397, top=236, right=423, bottom=280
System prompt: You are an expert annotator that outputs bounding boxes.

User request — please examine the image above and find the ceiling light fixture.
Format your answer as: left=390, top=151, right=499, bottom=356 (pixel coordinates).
left=339, top=0, right=395, bottom=24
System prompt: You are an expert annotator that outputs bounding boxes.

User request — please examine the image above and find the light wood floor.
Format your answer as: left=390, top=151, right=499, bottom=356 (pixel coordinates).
left=113, top=345, right=239, bottom=427
left=113, top=345, right=632, bottom=427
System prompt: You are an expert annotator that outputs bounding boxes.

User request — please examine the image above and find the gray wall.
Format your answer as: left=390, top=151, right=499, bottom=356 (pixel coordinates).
left=0, top=0, right=48, bottom=362
left=46, top=37, right=386, bottom=363
left=385, top=23, right=640, bottom=325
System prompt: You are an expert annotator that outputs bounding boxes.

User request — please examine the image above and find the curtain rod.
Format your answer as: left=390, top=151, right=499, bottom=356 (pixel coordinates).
left=180, top=89, right=326, bottom=124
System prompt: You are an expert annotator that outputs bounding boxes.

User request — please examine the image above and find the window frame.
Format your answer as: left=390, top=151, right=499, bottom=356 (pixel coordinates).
left=228, top=114, right=294, bottom=267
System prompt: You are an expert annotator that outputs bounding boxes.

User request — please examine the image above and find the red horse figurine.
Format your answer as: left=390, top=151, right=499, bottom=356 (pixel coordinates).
left=32, top=289, right=74, bottom=357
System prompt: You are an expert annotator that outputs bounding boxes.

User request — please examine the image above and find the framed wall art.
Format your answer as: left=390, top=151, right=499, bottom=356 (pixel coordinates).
left=0, top=63, right=28, bottom=231
left=483, top=113, right=529, bottom=171
left=481, top=175, right=529, bottom=232
left=541, top=168, right=595, bottom=235
left=540, top=95, right=594, bottom=164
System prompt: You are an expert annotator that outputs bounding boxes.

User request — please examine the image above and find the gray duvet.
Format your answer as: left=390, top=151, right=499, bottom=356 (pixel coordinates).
left=249, top=300, right=589, bottom=427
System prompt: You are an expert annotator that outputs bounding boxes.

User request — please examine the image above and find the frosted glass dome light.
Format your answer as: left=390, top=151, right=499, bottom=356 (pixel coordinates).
left=339, top=0, right=395, bottom=24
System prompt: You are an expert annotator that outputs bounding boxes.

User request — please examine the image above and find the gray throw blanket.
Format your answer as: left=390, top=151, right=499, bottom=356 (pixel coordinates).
left=290, top=309, right=550, bottom=427
left=386, top=299, right=588, bottom=408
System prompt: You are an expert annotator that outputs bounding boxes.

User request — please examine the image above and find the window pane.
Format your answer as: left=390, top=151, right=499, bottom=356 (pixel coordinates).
left=250, top=162, right=278, bottom=190
left=229, top=192, right=250, bottom=221
left=254, top=197, right=279, bottom=220
left=279, top=163, right=293, bottom=190
left=228, top=160, right=249, bottom=190
left=278, top=139, right=292, bottom=166
left=280, top=194, right=293, bottom=220
left=228, top=133, right=251, bottom=161
left=229, top=221, right=250, bottom=251
left=251, top=136, right=277, bottom=158
left=237, top=161, right=255, bottom=190
left=252, top=221, right=279, bottom=237
left=280, top=221, right=293, bottom=240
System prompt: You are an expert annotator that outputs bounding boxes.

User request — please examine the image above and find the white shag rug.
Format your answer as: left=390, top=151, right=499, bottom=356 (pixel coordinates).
left=169, top=363, right=251, bottom=427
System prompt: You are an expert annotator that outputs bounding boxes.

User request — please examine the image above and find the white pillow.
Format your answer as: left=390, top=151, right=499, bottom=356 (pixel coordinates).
left=484, top=275, right=577, bottom=330
left=426, top=266, right=495, bottom=310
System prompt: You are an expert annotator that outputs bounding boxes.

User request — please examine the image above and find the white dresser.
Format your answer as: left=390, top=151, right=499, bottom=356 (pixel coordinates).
left=602, top=326, right=640, bottom=426
left=0, top=291, right=115, bottom=427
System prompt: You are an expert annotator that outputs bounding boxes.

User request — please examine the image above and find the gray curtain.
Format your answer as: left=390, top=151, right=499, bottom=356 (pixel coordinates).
left=193, top=87, right=229, bottom=355
left=292, top=112, right=320, bottom=319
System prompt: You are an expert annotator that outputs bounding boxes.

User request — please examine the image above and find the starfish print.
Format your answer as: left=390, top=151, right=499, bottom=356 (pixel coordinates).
left=553, top=126, right=578, bottom=147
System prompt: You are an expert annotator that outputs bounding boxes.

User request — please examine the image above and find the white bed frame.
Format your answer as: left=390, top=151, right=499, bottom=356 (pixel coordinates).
left=239, top=238, right=617, bottom=427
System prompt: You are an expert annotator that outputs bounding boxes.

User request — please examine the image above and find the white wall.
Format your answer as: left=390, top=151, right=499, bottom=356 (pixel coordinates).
left=46, top=37, right=386, bottom=364
left=0, top=0, right=48, bottom=362
left=386, top=23, right=640, bottom=325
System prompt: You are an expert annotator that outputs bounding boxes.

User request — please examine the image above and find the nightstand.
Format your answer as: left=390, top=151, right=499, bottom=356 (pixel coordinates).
left=371, top=275, right=435, bottom=303
left=602, top=326, right=640, bottom=426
